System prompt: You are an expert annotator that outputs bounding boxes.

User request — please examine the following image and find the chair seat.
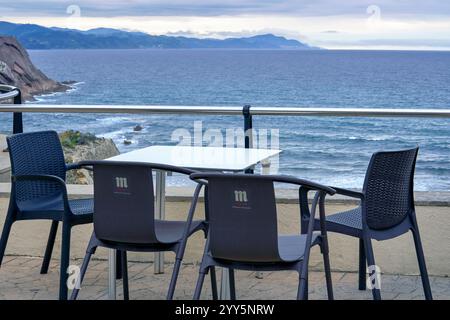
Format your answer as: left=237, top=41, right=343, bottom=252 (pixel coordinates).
left=155, top=220, right=205, bottom=244
left=278, top=234, right=320, bottom=262
left=326, top=207, right=362, bottom=229
left=314, top=207, right=363, bottom=237
left=68, top=199, right=94, bottom=215
left=17, top=195, right=93, bottom=220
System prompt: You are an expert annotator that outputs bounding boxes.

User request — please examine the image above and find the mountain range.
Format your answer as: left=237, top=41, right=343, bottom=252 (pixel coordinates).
left=0, top=21, right=318, bottom=50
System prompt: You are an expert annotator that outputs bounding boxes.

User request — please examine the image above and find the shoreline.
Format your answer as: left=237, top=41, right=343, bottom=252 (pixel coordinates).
left=26, top=81, right=82, bottom=102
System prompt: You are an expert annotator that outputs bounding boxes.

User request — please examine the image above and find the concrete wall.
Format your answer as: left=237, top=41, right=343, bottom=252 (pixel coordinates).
left=0, top=189, right=449, bottom=277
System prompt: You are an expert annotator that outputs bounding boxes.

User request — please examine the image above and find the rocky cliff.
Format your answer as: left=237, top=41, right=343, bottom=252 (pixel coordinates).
left=0, top=36, right=69, bottom=101
left=61, top=131, right=120, bottom=184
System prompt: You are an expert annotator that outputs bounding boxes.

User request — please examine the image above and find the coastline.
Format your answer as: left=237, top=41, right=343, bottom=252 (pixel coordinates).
left=27, top=81, right=83, bottom=103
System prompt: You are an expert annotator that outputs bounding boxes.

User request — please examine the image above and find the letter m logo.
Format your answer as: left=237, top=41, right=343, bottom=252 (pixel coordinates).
left=234, top=190, right=248, bottom=202
left=115, top=177, right=128, bottom=189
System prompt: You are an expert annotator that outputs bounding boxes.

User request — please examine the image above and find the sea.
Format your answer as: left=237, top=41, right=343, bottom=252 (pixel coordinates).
left=1, top=49, right=449, bottom=190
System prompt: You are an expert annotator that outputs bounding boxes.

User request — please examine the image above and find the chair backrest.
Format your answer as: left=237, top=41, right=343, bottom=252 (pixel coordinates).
left=362, top=147, right=418, bottom=230
left=204, top=175, right=280, bottom=263
left=7, top=131, right=66, bottom=203
left=92, top=163, right=157, bottom=244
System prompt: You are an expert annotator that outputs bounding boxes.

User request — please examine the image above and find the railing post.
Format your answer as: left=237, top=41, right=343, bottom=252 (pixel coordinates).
left=13, top=88, right=23, bottom=134
left=243, top=105, right=253, bottom=148
left=244, top=105, right=263, bottom=280
left=243, top=105, right=254, bottom=174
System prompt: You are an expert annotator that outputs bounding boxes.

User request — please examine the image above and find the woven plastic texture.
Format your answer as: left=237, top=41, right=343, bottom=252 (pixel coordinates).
left=364, top=148, right=417, bottom=230
left=7, top=131, right=66, bottom=203
left=326, top=207, right=363, bottom=230
left=68, top=199, right=94, bottom=215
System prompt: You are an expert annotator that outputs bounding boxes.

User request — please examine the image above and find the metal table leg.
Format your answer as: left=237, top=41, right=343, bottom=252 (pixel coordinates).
left=254, top=160, right=272, bottom=280
left=154, top=170, right=166, bottom=274
left=219, top=267, right=230, bottom=299
left=108, top=249, right=117, bottom=300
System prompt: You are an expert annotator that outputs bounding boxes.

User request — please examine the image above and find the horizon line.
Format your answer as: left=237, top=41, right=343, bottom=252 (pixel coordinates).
left=1, top=19, right=450, bottom=52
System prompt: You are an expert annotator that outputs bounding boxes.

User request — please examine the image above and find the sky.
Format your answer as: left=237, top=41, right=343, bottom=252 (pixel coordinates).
left=1, top=0, right=450, bottom=50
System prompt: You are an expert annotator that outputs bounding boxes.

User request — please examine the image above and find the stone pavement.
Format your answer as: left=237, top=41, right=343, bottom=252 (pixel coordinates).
left=0, top=256, right=449, bottom=300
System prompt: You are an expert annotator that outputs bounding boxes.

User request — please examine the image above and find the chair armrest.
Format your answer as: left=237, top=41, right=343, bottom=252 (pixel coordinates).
left=177, top=183, right=204, bottom=257
left=12, top=173, right=67, bottom=187
left=270, top=175, right=336, bottom=195
left=332, top=187, right=364, bottom=200
left=11, top=174, right=70, bottom=211
left=189, top=173, right=334, bottom=195
left=188, top=174, right=208, bottom=186
left=66, top=162, right=93, bottom=171
left=77, top=160, right=197, bottom=176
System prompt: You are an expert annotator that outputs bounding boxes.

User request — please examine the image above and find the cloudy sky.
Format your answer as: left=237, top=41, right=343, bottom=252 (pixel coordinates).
left=1, top=0, right=450, bottom=50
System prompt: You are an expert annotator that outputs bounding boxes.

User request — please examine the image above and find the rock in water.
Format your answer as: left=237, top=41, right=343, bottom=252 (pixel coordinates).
left=133, top=125, right=143, bottom=131
left=60, top=130, right=120, bottom=184
left=0, top=36, right=69, bottom=101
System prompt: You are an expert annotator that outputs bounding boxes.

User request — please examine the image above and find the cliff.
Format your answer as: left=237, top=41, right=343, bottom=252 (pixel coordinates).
left=0, top=36, right=69, bottom=101
left=61, top=131, right=120, bottom=184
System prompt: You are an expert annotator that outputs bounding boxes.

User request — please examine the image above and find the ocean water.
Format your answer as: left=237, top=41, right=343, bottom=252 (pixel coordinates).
left=1, top=49, right=449, bottom=190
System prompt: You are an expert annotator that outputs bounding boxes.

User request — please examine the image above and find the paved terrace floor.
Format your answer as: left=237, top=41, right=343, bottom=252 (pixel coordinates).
left=0, top=256, right=449, bottom=300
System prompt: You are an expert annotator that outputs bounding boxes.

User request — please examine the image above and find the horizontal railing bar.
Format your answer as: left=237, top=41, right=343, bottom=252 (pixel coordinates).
left=250, top=107, right=450, bottom=117
left=0, top=85, right=20, bottom=101
left=0, top=104, right=449, bottom=118
left=0, top=84, right=19, bottom=92
left=0, top=105, right=244, bottom=115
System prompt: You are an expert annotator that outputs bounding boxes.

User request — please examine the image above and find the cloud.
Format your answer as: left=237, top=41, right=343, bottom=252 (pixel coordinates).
left=1, top=1, right=449, bottom=50
left=2, top=0, right=450, bottom=17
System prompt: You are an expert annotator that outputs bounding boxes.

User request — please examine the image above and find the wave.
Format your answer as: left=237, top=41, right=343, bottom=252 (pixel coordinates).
left=29, top=81, right=85, bottom=104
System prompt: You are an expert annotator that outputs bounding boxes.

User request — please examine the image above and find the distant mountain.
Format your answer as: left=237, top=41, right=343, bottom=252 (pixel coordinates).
left=0, top=21, right=319, bottom=50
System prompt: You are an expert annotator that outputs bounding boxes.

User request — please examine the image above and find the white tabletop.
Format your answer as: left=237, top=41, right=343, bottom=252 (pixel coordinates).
left=107, top=145, right=281, bottom=171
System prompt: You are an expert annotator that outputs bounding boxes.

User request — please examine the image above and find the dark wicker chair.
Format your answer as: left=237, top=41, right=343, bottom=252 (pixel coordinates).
left=0, top=130, right=94, bottom=300
left=190, top=172, right=335, bottom=300
left=70, top=161, right=217, bottom=300
left=301, top=147, right=432, bottom=300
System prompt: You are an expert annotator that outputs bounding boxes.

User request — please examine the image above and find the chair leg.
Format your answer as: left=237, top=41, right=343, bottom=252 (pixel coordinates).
left=167, top=258, right=182, bottom=300
left=193, top=268, right=208, bottom=300
left=116, top=250, right=123, bottom=280
left=304, top=270, right=309, bottom=300
left=121, top=250, right=129, bottom=300
left=363, top=236, right=381, bottom=300
left=59, top=222, right=71, bottom=300
left=297, top=273, right=308, bottom=300
left=210, top=267, right=218, bottom=300
left=358, top=238, right=366, bottom=290
left=70, top=250, right=93, bottom=300
left=297, top=263, right=309, bottom=300
left=321, top=243, right=334, bottom=300
left=0, top=208, right=15, bottom=267
left=411, top=228, right=433, bottom=300
left=40, top=221, right=59, bottom=274
left=229, top=268, right=236, bottom=300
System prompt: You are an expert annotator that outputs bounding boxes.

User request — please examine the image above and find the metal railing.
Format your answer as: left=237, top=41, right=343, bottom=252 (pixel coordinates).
left=2, top=85, right=450, bottom=281
left=0, top=85, right=22, bottom=133
left=1, top=85, right=450, bottom=138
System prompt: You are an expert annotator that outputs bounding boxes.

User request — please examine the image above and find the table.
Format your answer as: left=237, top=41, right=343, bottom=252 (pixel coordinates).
left=104, top=145, right=281, bottom=299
